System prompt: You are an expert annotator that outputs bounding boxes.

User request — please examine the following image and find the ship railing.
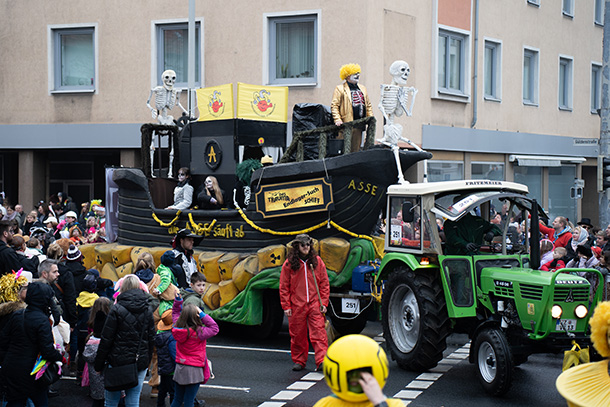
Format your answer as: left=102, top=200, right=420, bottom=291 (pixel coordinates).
left=279, top=116, right=377, bottom=163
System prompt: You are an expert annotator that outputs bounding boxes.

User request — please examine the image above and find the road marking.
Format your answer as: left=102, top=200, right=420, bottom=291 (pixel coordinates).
left=257, top=371, right=324, bottom=407
left=208, top=344, right=293, bottom=354
left=144, top=380, right=250, bottom=393
left=392, top=342, right=471, bottom=404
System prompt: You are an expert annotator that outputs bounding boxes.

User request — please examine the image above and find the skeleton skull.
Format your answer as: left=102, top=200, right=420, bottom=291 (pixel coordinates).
left=162, top=69, right=177, bottom=90
left=389, top=60, right=410, bottom=86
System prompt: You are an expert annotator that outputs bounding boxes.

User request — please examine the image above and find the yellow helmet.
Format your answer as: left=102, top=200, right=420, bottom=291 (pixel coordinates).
left=322, top=334, right=389, bottom=402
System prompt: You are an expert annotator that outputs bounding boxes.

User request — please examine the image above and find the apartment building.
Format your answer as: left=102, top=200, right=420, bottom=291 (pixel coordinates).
left=0, top=0, right=603, bottom=222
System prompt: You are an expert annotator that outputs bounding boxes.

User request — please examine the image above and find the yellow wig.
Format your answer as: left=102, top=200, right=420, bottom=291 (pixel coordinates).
left=589, top=301, right=610, bottom=357
left=340, top=63, right=361, bottom=81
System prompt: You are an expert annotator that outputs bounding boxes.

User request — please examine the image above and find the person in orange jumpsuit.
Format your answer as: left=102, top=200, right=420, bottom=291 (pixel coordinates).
left=280, top=234, right=330, bottom=371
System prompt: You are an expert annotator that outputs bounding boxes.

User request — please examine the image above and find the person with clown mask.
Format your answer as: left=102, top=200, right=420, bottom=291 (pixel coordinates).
left=331, top=63, right=373, bottom=152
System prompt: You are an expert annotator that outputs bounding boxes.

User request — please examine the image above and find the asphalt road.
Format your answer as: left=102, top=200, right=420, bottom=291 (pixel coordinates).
left=49, top=319, right=568, bottom=406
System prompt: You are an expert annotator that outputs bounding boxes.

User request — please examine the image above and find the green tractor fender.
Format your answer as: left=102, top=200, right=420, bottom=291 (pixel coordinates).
left=375, top=252, right=438, bottom=285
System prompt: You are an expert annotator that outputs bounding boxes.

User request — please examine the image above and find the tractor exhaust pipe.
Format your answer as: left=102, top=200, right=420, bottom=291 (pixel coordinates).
left=530, top=199, right=540, bottom=270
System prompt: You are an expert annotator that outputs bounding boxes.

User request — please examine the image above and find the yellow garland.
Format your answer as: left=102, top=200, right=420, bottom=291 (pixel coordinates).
left=236, top=208, right=383, bottom=259
left=188, top=213, right=217, bottom=235
left=152, top=210, right=182, bottom=227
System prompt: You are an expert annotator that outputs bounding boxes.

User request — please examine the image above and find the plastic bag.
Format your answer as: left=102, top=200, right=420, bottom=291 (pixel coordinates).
left=562, top=341, right=590, bottom=371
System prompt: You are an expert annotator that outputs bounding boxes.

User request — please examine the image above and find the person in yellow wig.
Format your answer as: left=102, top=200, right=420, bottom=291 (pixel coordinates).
left=556, top=301, right=610, bottom=406
left=331, top=64, right=373, bottom=152
left=314, top=334, right=403, bottom=407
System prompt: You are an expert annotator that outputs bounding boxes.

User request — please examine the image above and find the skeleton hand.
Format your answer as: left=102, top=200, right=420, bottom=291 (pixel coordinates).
left=151, top=109, right=158, bottom=119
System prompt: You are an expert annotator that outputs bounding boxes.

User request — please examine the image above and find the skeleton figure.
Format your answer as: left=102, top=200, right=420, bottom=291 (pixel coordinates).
left=377, top=60, right=419, bottom=184
left=145, top=70, right=188, bottom=178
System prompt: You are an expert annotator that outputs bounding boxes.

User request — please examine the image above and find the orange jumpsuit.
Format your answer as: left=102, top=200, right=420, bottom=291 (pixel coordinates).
left=280, top=256, right=330, bottom=367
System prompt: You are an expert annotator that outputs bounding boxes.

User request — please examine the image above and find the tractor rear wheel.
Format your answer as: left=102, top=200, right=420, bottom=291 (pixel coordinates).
left=381, top=267, right=451, bottom=371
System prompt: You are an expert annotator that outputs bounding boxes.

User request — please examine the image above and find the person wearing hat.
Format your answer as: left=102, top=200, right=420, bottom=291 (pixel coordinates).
left=172, top=229, right=203, bottom=288
left=58, top=211, right=81, bottom=239
left=314, top=335, right=403, bottom=407
left=154, top=309, right=176, bottom=407
left=74, top=273, right=100, bottom=381
left=0, top=281, right=63, bottom=406
left=331, top=63, right=373, bottom=152
left=43, top=216, right=62, bottom=242
left=280, top=233, right=329, bottom=371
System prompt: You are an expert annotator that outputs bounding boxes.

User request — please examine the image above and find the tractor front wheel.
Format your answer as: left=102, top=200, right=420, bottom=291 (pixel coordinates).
left=474, top=328, right=514, bottom=396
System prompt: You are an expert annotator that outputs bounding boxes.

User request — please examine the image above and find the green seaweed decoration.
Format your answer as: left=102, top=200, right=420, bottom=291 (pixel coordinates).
left=207, top=238, right=376, bottom=326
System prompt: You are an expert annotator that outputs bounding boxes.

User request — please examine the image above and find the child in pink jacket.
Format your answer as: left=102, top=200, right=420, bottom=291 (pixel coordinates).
left=170, top=295, right=219, bottom=407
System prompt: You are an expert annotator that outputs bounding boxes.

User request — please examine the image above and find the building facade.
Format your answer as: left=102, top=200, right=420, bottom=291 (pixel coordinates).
left=0, top=0, right=603, bottom=223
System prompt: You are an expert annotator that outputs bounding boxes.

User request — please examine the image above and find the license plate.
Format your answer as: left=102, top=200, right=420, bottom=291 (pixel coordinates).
left=556, top=319, right=577, bottom=331
left=341, top=298, right=360, bottom=314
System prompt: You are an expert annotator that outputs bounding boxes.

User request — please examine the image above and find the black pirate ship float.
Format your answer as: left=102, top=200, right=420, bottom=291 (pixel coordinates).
left=113, top=114, right=431, bottom=253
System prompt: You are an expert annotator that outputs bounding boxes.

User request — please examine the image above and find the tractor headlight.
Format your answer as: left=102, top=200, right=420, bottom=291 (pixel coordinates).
left=575, top=304, right=588, bottom=319
left=551, top=305, right=563, bottom=319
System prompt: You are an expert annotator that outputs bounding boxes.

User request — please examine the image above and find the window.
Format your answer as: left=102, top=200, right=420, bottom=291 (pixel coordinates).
left=514, top=166, right=542, bottom=204
left=484, top=40, right=501, bottom=100
left=527, top=0, right=540, bottom=6
left=472, top=162, right=504, bottom=181
left=558, top=57, right=573, bottom=110
left=595, top=0, right=604, bottom=25
left=562, top=0, right=574, bottom=17
left=267, top=13, right=318, bottom=85
left=438, top=30, right=467, bottom=95
left=428, top=161, right=464, bottom=182
left=592, top=63, right=602, bottom=113
left=50, top=26, right=96, bottom=92
left=548, top=166, right=576, bottom=224
left=156, top=22, right=202, bottom=88
left=523, top=48, right=539, bottom=105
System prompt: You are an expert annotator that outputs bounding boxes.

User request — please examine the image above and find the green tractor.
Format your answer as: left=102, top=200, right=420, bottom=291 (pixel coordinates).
left=376, top=180, right=602, bottom=395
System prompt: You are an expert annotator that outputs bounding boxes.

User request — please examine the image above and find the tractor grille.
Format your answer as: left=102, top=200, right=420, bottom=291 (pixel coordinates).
left=519, top=284, right=544, bottom=301
left=554, top=287, right=590, bottom=302
left=495, top=286, right=514, bottom=297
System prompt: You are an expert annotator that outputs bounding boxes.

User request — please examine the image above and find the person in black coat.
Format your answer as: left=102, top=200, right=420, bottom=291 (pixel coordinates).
left=196, top=176, right=227, bottom=209
left=0, top=220, right=24, bottom=276
left=0, top=282, right=63, bottom=406
left=44, top=245, right=77, bottom=329
left=94, top=275, right=154, bottom=407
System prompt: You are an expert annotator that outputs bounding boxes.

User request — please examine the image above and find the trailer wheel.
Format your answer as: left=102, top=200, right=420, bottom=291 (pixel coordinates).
left=474, top=328, right=513, bottom=396
left=250, top=290, right=284, bottom=340
left=382, top=267, right=451, bottom=371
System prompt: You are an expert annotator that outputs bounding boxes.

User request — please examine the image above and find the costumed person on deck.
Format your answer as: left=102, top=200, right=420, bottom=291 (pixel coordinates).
left=314, top=334, right=403, bottom=407
left=280, top=234, right=329, bottom=371
left=166, top=167, right=193, bottom=210
left=331, top=63, right=373, bottom=152
left=557, top=301, right=610, bottom=406
left=196, top=176, right=226, bottom=210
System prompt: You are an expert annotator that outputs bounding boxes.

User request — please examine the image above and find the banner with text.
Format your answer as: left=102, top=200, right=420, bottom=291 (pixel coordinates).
left=196, top=83, right=234, bottom=121
left=255, top=177, right=333, bottom=218
left=236, top=82, right=288, bottom=123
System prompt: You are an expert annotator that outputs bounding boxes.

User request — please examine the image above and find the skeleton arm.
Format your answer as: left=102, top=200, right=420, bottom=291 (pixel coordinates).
left=146, top=89, right=158, bottom=119
left=175, top=90, right=189, bottom=115
left=398, top=87, right=418, bottom=117
left=378, top=85, right=390, bottom=122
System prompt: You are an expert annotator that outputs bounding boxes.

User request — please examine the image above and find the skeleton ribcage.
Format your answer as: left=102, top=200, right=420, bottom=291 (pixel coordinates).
left=154, top=88, right=177, bottom=110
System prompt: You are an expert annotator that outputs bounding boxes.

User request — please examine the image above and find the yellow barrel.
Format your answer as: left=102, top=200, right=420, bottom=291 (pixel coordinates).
left=319, top=237, right=350, bottom=273
left=101, top=262, right=119, bottom=282
left=116, top=262, right=134, bottom=279
left=198, top=252, right=224, bottom=284
left=202, top=283, right=220, bottom=310
left=232, top=255, right=258, bottom=291
left=218, top=280, right=239, bottom=307
left=95, top=243, right=118, bottom=270
left=257, top=245, right=286, bottom=271
left=80, top=243, right=99, bottom=270
left=130, top=247, right=153, bottom=267
left=112, top=245, right=133, bottom=267
left=218, top=253, right=241, bottom=281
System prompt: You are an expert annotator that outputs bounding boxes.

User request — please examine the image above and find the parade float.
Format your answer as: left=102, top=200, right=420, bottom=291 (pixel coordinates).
left=85, top=63, right=602, bottom=396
